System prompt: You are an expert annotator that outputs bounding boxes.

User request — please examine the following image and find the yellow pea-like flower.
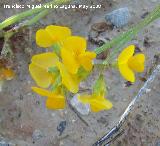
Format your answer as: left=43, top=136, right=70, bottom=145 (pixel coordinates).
left=61, top=36, right=96, bottom=74
left=36, top=25, right=71, bottom=48
left=29, top=52, right=59, bottom=88
left=29, top=52, right=80, bottom=93
left=78, top=94, right=112, bottom=112
left=32, top=87, right=65, bottom=109
left=118, top=45, right=145, bottom=82
left=56, top=61, right=80, bottom=93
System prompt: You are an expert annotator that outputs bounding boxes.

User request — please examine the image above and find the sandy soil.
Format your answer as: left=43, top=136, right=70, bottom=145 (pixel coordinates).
left=0, top=0, right=160, bottom=146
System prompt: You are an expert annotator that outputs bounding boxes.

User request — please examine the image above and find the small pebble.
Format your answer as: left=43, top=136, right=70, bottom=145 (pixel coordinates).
left=72, top=119, right=77, bottom=123
left=145, top=88, right=151, bottom=94
left=105, top=7, right=131, bottom=28
left=70, top=94, right=90, bottom=115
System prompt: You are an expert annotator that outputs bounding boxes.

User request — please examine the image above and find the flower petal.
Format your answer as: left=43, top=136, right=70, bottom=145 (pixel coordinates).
left=31, top=52, right=59, bottom=70
left=78, top=94, right=92, bottom=103
left=36, top=25, right=71, bottom=48
left=118, top=63, right=135, bottom=82
left=31, top=87, right=65, bottom=109
left=61, top=48, right=79, bottom=74
left=118, top=45, right=135, bottom=64
left=56, top=62, right=79, bottom=93
left=36, top=29, right=54, bottom=48
left=78, top=95, right=112, bottom=112
left=46, top=25, right=71, bottom=42
left=90, top=97, right=113, bottom=112
left=31, top=87, right=54, bottom=97
left=46, top=95, right=65, bottom=109
left=78, top=51, right=96, bottom=71
left=62, top=36, right=86, bottom=54
left=128, top=54, right=145, bottom=72
left=29, top=63, right=52, bottom=88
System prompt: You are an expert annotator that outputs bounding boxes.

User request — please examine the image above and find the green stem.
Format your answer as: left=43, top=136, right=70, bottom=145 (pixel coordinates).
left=103, top=5, right=160, bottom=65
left=25, top=9, right=49, bottom=26
left=4, top=10, right=49, bottom=39
left=0, top=0, right=70, bottom=30
left=94, top=5, right=160, bottom=56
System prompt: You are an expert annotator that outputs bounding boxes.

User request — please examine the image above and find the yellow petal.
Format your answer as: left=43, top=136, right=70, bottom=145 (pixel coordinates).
left=78, top=94, right=92, bottom=103
left=118, top=45, right=135, bottom=64
left=32, top=87, right=55, bottom=97
left=46, top=95, right=65, bottom=109
left=36, top=25, right=71, bottom=48
left=118, top=63, right=135, bottom=82
left=62, top=36, right=86, bottom=54
left=61, top=48, right=79, bottom=74
left=31, top=52, right=59, bottom=70
left=78, top=51, right=96, bottom=71
left=56, top=62, right=79, bottom=93
left=36, top=29, right=54, bottom=48
left=29, top=63, right=52, bottom=88
left=78, top=95, right=112, bottom=112
left=128, top=54, right=145, bottom=72
left=31, top=87, right=65, bottom=109
left=90, top=97, right=113, bottom=112
left=46, top=25, right=71, bottom=42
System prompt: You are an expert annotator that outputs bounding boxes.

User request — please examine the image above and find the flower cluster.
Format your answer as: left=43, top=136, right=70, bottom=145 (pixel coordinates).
left=29, top=25, right=145, bottom=113
left=29, top=25, right=105, bottom=111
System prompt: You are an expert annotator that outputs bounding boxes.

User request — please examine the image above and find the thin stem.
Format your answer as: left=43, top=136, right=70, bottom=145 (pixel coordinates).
left=25, top=9, right=49, bottom=26
left=103, top=5, right=160, bottom=65
left=0, top=0, right=70, bottom=30
left=94, top=5, right=160, bottom=56
left=93, top=65, right=160, bottom=146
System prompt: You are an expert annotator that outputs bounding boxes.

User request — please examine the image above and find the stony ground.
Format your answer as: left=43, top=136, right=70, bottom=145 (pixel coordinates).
left=0, top=0, right=160, bottom=146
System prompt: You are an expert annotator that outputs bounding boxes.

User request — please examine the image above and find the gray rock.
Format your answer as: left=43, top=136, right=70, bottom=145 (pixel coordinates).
left=105, top=7, right=131, bottom=28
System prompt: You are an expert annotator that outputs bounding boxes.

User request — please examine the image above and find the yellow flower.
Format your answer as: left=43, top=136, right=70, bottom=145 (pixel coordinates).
left=78, top=94, right=112, bottom=112
left=32, top=87, right=65, bottom=109
left=61, top=36, right=96, bottom=74
left=36, top=25, right=71, bottom=48
left=29, top=52, right=80, bottom=93
left=118, top=45, right=145, bottom=82
left=56, top=61, right=80, bottom=93
left=29, top=52, right=59, bottom=88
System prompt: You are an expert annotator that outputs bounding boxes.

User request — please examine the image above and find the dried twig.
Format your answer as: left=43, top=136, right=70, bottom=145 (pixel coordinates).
left=93, top=65, right=160, bottom=146
left=67, top=100, right=89, bottom=127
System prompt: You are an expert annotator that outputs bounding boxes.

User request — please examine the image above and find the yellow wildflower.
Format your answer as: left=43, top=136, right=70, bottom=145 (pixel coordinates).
left=78, top=94, right=112, bottom=112
left=118, top=45, right=145, bottom=82
left=29, top=52, right=59, bottom=88
left=29, top=52, right=80, bottom=93
left=78, top=74, right=112, bottom=112
left=56, top=61, right=80, bottom=93
left=36, top=25, right=71, bottom=48
left=32, top=87, right=65, bottom=109
left=61, top=36, right=96, bottom=74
